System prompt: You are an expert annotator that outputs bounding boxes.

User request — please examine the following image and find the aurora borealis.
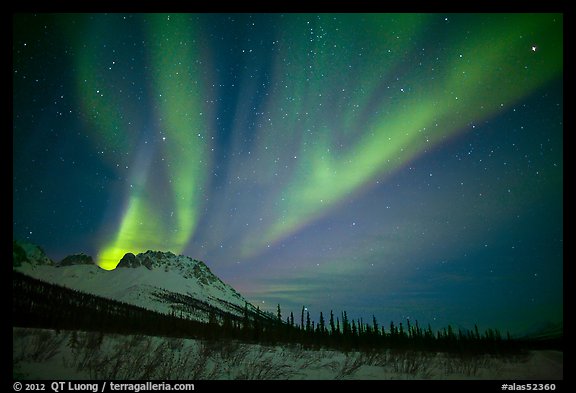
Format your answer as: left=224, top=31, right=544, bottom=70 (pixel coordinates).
left=13, top=13, right=563, bottom=335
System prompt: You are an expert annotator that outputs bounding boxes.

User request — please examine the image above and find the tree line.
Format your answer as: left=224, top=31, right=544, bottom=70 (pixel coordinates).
left=13, top=271, right=554, bottom=354
left=239, top=304, right=523, bottom=354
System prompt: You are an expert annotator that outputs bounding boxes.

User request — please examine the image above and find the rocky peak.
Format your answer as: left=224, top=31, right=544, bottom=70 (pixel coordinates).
left=117, top=252, right=140, bottom=268
left=115, top=250, right=223, bottom=287
left=13, top=240, right=54, bottom=267
left=58, top=254, right=94, bottom=267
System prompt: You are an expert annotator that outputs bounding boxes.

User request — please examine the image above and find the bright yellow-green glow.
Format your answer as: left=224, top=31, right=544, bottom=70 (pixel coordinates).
left=241, top=13, right=563, bottom=256
left=97, top=194, right=167, bottom=270
left=75, top=13, right=560, bottom=266
left=94, top=14, right=211, bottom=269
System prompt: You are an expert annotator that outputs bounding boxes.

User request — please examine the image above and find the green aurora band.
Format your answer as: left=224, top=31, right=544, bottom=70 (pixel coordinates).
left=76, top=14, right=212, bottom=269
left=236, top=13, right=562, bottom=257
left=75, top=14, right=561, bottom=268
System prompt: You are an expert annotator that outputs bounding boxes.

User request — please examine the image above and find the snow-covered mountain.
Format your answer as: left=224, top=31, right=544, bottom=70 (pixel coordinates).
left=12, top=241, right=259, bottom=323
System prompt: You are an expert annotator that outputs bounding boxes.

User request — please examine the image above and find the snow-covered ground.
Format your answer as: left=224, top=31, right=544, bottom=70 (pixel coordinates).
left=13, top=328, right=562, bottom=380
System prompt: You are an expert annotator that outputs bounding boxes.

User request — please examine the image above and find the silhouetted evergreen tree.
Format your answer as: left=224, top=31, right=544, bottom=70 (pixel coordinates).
left=319, top=311, right=326, bottom=336
left=390, top=321, right=397, bottom=341
left=222, top=312, right=232, bottom=337
left=447, top=324, right=455, bottom=340
left=414, top=319, right=422, bottom=339
left=242, top=302, right=250, bottom=333
left=253, top=306, right=261, bottom=341
left=342, top=311, right=350, bottom=337
left=13, top=271, right=530, bottom=355
left=426, top=324, right=434, bottom=341
left=329, top=310, right=335, bottom=335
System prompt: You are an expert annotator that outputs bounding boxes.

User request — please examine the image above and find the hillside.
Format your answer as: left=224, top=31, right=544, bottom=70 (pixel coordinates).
left=12, top=241, right=260, bottom=323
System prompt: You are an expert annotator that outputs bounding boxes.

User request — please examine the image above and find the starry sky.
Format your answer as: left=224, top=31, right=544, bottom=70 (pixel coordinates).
left=13, top=13, right=563, bottom=336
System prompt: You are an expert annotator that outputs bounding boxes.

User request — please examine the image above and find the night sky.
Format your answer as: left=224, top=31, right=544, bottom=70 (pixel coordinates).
left=13, top=13, right=563, bottom=336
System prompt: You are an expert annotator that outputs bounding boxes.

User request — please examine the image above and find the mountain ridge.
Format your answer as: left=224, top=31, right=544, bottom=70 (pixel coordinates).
left=12, top=240, right=259, bottom=323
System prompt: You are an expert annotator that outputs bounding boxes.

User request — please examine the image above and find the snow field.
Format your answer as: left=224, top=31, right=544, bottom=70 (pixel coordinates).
left=13, top=328, right=562, bottom=380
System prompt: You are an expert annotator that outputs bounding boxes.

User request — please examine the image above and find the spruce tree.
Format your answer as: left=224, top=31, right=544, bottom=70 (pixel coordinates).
left=319, top=311, right=326, bottom=335
left=329, top=310, right=336, bottom=335
left=414, top=320, right=421, bottom=339
left=342, top=311, right=350, bottom=336
left=242, top=302, right=250, bottom=333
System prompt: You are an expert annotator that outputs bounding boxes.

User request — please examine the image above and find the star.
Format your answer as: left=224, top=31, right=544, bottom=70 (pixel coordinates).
left=13, top=12, right=563, bottom=338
